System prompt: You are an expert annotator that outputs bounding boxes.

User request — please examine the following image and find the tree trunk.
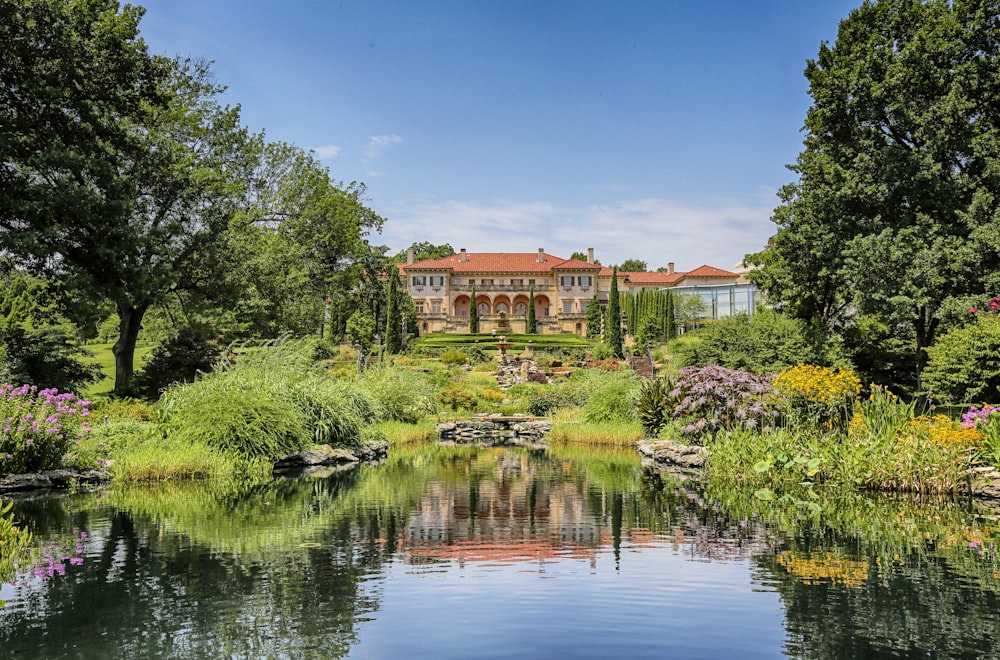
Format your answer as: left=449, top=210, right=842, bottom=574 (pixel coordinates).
left=112, top=303, right=147, bottom=396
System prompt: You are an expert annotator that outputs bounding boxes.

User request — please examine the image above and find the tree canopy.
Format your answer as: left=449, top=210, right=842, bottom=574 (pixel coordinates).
left=616, top=259, right=648, bottom=272
left=1, top=2, right=387, bottom=394
left=747, top=0, right=1000, bottom=389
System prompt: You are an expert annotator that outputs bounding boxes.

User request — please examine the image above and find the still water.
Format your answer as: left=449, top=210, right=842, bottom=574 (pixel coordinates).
left=3, top=443, right=1000, bottom=658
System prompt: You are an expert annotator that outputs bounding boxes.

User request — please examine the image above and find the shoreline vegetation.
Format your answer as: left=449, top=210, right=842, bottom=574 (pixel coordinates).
left=2, top=331, right=999, bottom=586
left=0, top=334, right=996, bottom=498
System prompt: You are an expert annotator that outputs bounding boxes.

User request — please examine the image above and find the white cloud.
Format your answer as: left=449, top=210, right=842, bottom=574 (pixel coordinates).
left=364, top=134, right=404, bottom=161
left=379, top=196, right=776, bottom=271
left=312, top=144, right=342, bottom=160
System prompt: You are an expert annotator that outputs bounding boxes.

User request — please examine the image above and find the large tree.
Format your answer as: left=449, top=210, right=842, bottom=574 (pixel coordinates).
left=616, top=259, right=648, bottom=272
left=748, top=0, right=1000, bottom=389
left=221, top=142, right=385, bottom=340
left=0, top=2, right=258, bottom=394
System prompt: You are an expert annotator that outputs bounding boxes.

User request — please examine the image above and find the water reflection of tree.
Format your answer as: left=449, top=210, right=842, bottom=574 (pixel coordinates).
left=702, top=481, right=1000, bottom=657
left=0, top=474, right=382, bottom=658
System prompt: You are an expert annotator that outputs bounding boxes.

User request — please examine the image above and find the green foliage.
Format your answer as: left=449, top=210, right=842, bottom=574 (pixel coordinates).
left=346, top=308, right=376, bottom=351
left=354, top=365, right=436, bottom=423
left=582, top=371, right=639, bottom=423
left=0, top=269, right=102, bottom=392
left=617, top=258, right=648, bottom=272
left=636, top=377, right=671, bottom=435
left=606, top=269, right=623, bottom=358
left=923, top=315, right=1000, bottom=404
left=526, top=282, right=537, bottom=334
left=384, top=268, right=402, bottom=354
left=132, top=328, right=222, bottom=400
left=747, top=0, right=1000, bottom=390
left=585, top=294, right=602, bottom=339
left=438, top=386, right=478, bottom=412
left=469, top=284, right=479, bottom=333
left=672, top=309, right=816, bottom=375
left=440, top=349, right=469, bottom=365
left=620, top=289, right=675, bottom=344
left=0, top=500, right=32, bottom=585
left=157, top=339, right=383, bottom=459
left=394, top=242, right=455, bottom=263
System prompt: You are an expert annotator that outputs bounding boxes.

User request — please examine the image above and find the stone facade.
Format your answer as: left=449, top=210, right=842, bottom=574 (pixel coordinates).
left=400, top=247, right=744, bottom=336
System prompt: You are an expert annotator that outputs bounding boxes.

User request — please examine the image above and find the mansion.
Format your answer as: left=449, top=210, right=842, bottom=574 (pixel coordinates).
left=400, top=247, right=758, bottom=335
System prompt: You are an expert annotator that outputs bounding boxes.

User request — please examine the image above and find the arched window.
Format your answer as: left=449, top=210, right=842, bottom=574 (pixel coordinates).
left=514, top=303, right=526, bottom=314
left=478, top=302, right=490, bottom=314
left=496, top=302, right=509, bottom=313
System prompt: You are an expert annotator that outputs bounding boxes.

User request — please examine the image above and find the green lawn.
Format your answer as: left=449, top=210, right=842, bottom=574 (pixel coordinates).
left=80, top=342, right=155, bottom=399
left=412, top=332, right=592, bottom=350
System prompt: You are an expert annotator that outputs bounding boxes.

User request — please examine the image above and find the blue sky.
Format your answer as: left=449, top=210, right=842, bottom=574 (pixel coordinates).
left=139, top=0, right=861, bottom=271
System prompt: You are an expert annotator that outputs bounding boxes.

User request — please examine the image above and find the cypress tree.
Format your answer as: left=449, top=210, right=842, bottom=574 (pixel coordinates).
left=607, top=268, right=623, bottom=358
left=384, top=267, right=402, bottom=353
left=469, top=284, right=479, bottom=333
left=526, top=282, right=537, bottom=333
left=585, top=294, right=601, bottom=339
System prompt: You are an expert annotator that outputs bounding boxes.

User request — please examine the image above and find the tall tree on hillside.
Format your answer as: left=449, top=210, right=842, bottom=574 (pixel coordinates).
left=747, top=0, right=1000, bottom=389
left=384, top=267, right=402, bottom=354
left=607, top=269, right=623, bottom=358
left=526, top=283, right=537, bottom=334
left=469, top=284, right=479, bottom=333
left=617, top=259, right=648, bottom=272
left=394, top=242, right=454, bottom=263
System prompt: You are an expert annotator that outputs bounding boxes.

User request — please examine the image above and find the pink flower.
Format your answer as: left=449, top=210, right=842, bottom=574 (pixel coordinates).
left=969, top=307, right=978, bottom=314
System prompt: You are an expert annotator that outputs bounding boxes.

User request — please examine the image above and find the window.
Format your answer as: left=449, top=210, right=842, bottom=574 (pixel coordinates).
left=581, top=301, right=588, bottom=312
left=510, top=279, right=523, bottom=286
left=496, top=303, right=509, bottom=313
left=515, top=302, right=526, bottom=314
left=430, top=275, right=444, bottom=287
left=478, top=302, right=490, bottom=314
left=412, top=276, right=426, bottom=287
left=432, top=301, right=442, bottom=314
left=560, top=276, right=574, bottom=287
left=579, top=276, right=592, bottom=287
left=415, top=301, right=424, bottom=313
left=481, top=279, right=493, bottom=285
left=563, top=301, right=574, bottom=314
left=528, top=279, right=535, bottom=287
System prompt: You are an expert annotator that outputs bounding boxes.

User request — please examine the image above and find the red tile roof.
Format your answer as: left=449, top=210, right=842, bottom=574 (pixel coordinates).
left=682, top=265, right=737, bottom=278
left=403, top=252, right=572, bottom=273
left=619, top=271, right=684, bottom=284
left=550, top=258, right=601, bottom=271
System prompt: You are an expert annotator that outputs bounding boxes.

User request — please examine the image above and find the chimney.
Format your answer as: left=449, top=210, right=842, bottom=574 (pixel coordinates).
left=667, top=262, right=675, bottom=275
left=537, top=248, right=545, bottom=263
left=459, top=248, right=468, bottom=263
left=587, top=247, right=594, bottom=264
left=406, top=248, right=414, bottom=264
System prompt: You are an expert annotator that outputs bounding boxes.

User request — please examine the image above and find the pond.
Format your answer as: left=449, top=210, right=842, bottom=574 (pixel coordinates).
left=2, top=443, right=1000, bottom=658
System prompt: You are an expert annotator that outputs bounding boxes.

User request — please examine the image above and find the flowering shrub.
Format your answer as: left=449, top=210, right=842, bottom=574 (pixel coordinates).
left=773, top=364, right=861, bottom=432
left=898, top=415, right=982, bottom=449
left=962, top=403, right=1000, bottom=466
left=667, top=365, right=776, bottom=443
left=0, top=384, right=91, bottom=474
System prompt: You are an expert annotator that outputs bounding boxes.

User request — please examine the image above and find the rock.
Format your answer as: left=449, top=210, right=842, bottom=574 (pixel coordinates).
left=637, top=439, right=707, bottom=469
left=0, top=468, right=111, bottom=494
